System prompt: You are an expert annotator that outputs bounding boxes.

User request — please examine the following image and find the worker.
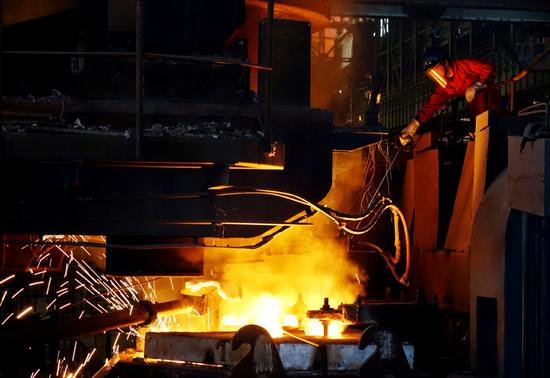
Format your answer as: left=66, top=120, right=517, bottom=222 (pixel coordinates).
left=399, top=47, right=503, bottom=147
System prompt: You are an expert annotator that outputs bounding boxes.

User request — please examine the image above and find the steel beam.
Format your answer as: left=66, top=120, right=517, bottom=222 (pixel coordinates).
left=330, top=1, right=550, bottom=22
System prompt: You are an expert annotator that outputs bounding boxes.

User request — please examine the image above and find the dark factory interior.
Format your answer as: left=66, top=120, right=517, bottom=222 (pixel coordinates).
left=0, top=1, right=549, bottom=377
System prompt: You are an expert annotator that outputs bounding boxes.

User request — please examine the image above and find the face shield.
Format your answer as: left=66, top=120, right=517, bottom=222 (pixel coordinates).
left=425, top=63, right=448, bottom=88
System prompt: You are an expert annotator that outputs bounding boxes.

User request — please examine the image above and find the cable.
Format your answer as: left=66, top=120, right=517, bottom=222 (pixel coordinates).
left=355, top=205, right=410, bottom=286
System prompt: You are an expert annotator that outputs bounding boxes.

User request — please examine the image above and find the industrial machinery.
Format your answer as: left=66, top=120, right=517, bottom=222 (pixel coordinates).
left=0, top=1, right=549, bottom=378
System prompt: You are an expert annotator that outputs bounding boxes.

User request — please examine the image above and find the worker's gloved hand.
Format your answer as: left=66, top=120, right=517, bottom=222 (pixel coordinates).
left=465, top=81, right=487, bottom=103
left=399, top=119, right=420, bottom=148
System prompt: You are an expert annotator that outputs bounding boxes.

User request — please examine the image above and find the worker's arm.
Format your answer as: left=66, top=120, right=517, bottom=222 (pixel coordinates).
left=414, top=88, right=452, bottom=124
left=461, top=59, right=495, bottom=102
left=399, top=89, right=452, bottom=147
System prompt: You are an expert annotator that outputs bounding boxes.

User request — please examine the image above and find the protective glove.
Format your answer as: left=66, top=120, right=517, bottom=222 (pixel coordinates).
left=399, top=119, right=420, bottom=148
left=465, top=81, right=487, bottom=103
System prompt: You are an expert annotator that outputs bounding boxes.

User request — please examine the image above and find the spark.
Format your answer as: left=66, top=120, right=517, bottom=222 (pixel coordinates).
left=63, top=262, right=69, bottom=278
left=97, top=303, right=108, bottom=313
left=11, top=287, right=25, bottom=299
left=33, top=269, right=47, bottom=277
left=59, top=302, right=71, bottom=310
left=46, top=298, right=57, bottom=310
left=46, top=277, right=52, bottom=295
left=16, top=306, right=33, bottom=319
left=60, top=280, right=70, bottom=288
left=72, top=341, right=78, bottom=361
left=84, top=348, right=96, bottom=363
left=56, top=353, right=62, bottom=376
left=29, top=281, right=44, bottom=287
left=72, top=363, right=85, bottom=378
left=112, top=332, right=121, bottom=354
left=85, top=299, right=106, bottom=314
left=1, top=312, right=14, bottom=325
left=0, top=274, right=16, bottom=285
left=57, top=246, right=70, bottom=258
left=37, top=252, right=51, bottom=266
left=30, top=368, right=40, bottom=378
left=355, top=273, right=361, bottom=284
left=0, top=290, right=7, bottom=308
left=169, top=277, right=174, bottom=290
left=75, top=271, right=98, bottom=292
left=78, top=310, right=85, bottom=319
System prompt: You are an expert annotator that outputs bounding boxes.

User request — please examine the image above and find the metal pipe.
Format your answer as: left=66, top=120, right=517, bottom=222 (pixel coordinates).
left=135, top=0, right=144, bottom=160
left=1, top=301, right=152, bottom=344
left=0, top=298, right=187, bottom=344
left=263, top=0, right=275, bottom=153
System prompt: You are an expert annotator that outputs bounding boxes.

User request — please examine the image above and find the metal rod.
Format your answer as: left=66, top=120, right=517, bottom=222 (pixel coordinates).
left=263, top=0, right=275, bottom=153
left=3, top=51, right=135, bottom=58
left=282, top=330, right=320, bottom=347
left=2, top=51, right=271, bottom=71
left=135, top=0, right=144, bottom=160
left=145, top=53, right=272, bottom=71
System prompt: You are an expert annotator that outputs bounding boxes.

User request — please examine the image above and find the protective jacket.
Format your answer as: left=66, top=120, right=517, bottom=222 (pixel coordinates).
left=415, top=58, right=501, bottom=124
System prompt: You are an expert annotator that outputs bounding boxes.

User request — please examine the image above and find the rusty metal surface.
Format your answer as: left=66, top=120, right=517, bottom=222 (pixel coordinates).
left=413, top=133, right=439, bottom=251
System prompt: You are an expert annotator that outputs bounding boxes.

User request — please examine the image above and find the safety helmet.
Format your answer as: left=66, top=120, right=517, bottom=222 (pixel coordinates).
left=422, top=47, right=447, bottom=72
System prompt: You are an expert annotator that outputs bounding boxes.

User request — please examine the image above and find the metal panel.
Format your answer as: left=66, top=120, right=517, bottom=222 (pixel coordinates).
left=445, top=141, right=475, bottom=251
left=413, top=133, right=439, bottom=251
left=472, top=111, right=491, bottom=213
left=469, top=171, right=509, bottom=373
left=508, top=136, right=550, bottom=217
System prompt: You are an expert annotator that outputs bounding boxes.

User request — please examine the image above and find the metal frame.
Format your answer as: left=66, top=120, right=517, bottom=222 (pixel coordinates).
left=0, top=1, right=275, bottom=160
